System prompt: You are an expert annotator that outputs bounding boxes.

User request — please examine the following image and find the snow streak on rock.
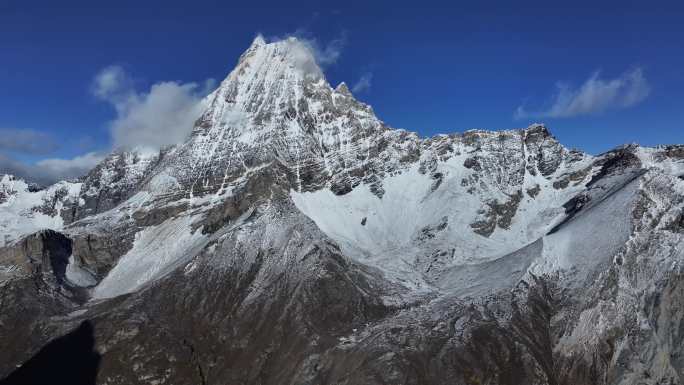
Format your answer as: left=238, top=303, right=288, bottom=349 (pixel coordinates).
left=1, top=36, right=683, bottom=385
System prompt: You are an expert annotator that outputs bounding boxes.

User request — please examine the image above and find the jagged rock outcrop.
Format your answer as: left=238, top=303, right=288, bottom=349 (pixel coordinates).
left=72, top=150, right=165, bottom=221
left=0, top=175, right=81, bottom=247
left=1, top=36, right=683, bottom=385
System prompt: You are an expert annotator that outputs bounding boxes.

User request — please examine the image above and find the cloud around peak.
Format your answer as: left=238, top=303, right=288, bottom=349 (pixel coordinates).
left=352, top=72, right=373, bottom=93
left=285, top=30, right=346, bottom=67
left=516, top=67, right=650, bottom=119
left=92, top=65, right=215, bottom=152
left=2, top=66, right=216, bottom=185
left=263, top=30, right=347, bottom=78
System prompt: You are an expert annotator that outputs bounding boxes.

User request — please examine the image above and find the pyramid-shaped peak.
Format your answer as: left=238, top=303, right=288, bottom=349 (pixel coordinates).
left=194, top=35, right=343, bottom=137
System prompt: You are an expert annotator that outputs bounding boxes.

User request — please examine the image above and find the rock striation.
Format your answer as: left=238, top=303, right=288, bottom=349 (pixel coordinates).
left=1, top=36, right=683, bottom=385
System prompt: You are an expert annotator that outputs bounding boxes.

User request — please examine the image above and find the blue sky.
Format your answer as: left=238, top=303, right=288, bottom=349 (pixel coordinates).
left=1, top=0, right=683, bottom=183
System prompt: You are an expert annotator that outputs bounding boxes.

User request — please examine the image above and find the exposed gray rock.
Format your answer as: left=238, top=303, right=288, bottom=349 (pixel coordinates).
left=470, top=190, right=524, bottom=237
left=72, top=151, right=163, bottom=222
left=1, top=37, right=683, bottom=385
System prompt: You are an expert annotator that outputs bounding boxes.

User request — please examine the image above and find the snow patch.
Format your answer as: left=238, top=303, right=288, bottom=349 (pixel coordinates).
left=65, top=255, right=97, bottom=287
left=92, top=214, right=208, bottom=299
left=291, top=156, right=586, bottom=293
left=0, top=175, right=81, bottom=247
left=527, top=175, right=638, bottom=283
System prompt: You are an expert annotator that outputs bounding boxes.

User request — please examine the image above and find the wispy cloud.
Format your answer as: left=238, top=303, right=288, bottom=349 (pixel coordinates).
left=0, top=128, right=58, bottom=155
left=515, top=68, right=650, bottom=119
left=92, top=65, right=215, bottom=152
left=288, top=30, right=346, bottom=67
left=310, top=34, right=346, bottom=66
left=352, top=72, right=373, bottom=93
left=0, top=152, right=104, bottom=185
left=0, top=128, right=94, bottom=185
left=2, top=32, right=348, bottom=186
left=92, top=64, right=133, bottom=102
left=1, top=66, right=216, bottom=185
left=35, top=152, right=105, bottom=181
left=266, top=30, right=347, bottom=77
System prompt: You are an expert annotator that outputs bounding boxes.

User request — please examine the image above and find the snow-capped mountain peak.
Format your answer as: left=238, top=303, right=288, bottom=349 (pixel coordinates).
left=198, top=36, right=327, bottom=128
left=154, top=36, right=396, bottom=199
left=2, top=36, right=684, bottom=385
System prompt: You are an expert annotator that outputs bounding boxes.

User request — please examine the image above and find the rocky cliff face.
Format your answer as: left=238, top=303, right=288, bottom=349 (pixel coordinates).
left=1, top=36, right=683, bottom=385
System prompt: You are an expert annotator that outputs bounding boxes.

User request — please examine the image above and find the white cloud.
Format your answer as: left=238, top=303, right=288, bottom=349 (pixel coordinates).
left=308, top=34, right=346, bottom=66
left=275, top=37, right=325, bottom=79
left=36, top=152, right=105, bottom=179
left=352, top=72, right=373, bottom=93
left=1, top=66, right=215, bottom=185
left=0, top=129, right=99, bottom=185
left=93, top=65, right=215, bottom=152
left=0, top=152, right=104, bottom=185
left=287, top=30, right=346, bottom=67
left=92, top=65, right=133, bottom=102
left=0, top=128, right=58, bottom=155
left=266, top=30, right=347, bottom=78
left=516, top=68, right=650, bottom=119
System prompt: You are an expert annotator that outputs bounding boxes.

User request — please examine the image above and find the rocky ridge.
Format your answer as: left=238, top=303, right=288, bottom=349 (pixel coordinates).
left=1, top=36, right=683, bottom=385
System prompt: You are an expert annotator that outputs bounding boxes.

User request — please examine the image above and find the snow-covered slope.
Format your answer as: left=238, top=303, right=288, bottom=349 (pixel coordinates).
left=1, top=36, right=683, bottom=385
left=291, top=128, right=595, bottom=293
left=0, top=174, right=81, bottom=247
left=65, top=36, right=598, bottom=299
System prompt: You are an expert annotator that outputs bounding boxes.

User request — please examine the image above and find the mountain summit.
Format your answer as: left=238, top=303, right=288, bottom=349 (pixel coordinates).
left=1, top=38, right=683, bottom=385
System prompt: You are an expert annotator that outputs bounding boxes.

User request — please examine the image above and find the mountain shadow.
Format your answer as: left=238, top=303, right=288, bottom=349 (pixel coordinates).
left=0, top=320, right=100, bottom=385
